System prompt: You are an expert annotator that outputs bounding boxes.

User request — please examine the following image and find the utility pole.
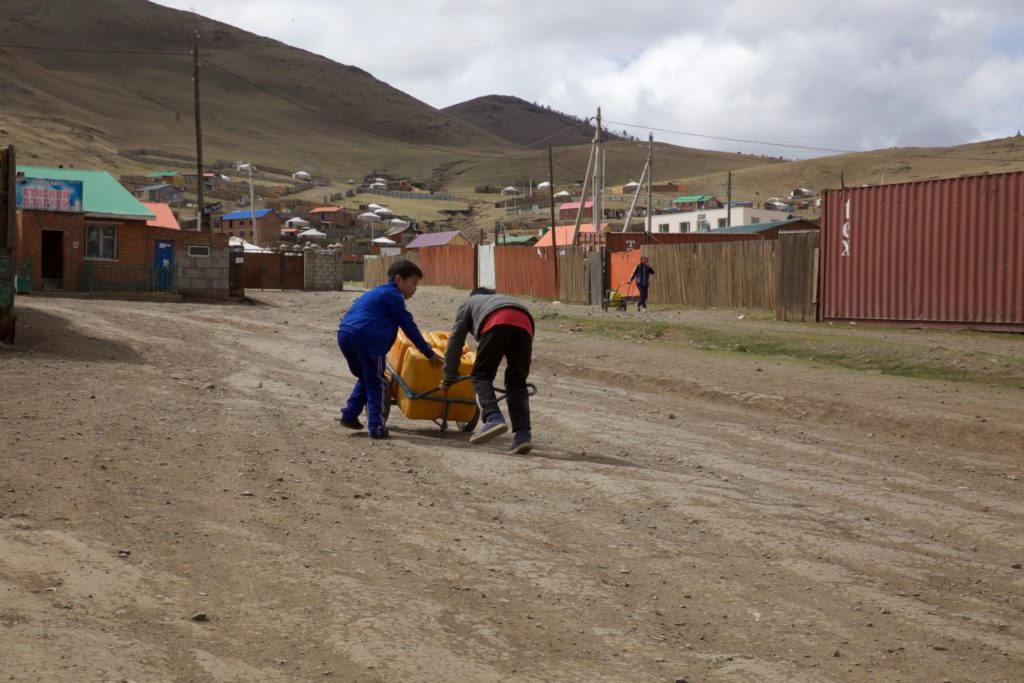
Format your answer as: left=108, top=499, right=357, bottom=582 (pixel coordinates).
left=548, top=145, right=558, bottom=295
left=192, top=27, right=206, bottom=232
left=646, top=132, right=653, bottom=242
left=727, top=170, right=732, bottom=228
left=593, top=107, right=603, bottom=237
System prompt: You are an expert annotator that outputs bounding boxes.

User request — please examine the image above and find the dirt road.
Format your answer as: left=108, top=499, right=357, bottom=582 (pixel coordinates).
left=2, top=288, right=1022, bottom=682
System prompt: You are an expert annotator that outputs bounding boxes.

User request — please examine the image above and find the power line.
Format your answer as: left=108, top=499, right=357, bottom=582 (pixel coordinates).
left=0, top=41, right=189, bottom=56
left=606, top=118, right=1024, bottom=162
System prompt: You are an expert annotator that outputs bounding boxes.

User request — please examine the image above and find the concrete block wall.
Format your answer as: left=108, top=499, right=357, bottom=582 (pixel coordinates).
left=303, top=249, right=343, bottom=291
left=177, top=248, right=230, bottom=298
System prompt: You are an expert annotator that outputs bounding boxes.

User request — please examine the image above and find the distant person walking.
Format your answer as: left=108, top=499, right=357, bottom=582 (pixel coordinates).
left=629, top=255, right=655, bottom=311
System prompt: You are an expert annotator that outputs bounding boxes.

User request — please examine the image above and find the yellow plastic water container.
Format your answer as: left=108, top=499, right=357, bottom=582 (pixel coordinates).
left=395, top=346, right=477, bottom=421
left=388, top=329, right=413, bottom=376
left=396, top=346, right=444, bottom=419
left=445, top=351, right=477, bottom=422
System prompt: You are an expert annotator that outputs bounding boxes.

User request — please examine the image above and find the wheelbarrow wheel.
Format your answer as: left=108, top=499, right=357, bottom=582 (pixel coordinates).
left=456, top=406, right=480, bottom=433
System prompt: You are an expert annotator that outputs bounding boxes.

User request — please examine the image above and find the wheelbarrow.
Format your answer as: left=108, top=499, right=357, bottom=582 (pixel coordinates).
left=383, top=362, right=537, bottom=433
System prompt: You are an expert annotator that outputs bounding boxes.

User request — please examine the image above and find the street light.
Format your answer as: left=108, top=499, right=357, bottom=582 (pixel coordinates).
left=240, top=163, right=256, bottom=244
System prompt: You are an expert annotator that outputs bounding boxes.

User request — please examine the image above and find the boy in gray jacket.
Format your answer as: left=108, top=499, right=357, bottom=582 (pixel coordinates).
left=439, top=288, right=535, bottom=454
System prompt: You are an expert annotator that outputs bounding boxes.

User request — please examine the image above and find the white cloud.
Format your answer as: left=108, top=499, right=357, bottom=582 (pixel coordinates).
left=151, top=0, right=1024, bottom=157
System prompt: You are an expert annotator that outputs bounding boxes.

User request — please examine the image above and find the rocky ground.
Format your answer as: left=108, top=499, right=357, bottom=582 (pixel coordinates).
left=1, top=287, right=1022, bottom=682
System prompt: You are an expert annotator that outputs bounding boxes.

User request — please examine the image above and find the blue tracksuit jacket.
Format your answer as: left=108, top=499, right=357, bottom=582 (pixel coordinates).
left=338, top=281, right=435, bottom=358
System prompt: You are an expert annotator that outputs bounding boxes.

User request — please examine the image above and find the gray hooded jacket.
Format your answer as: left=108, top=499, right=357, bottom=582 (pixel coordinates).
left=443, top=293, right=534, bottom=383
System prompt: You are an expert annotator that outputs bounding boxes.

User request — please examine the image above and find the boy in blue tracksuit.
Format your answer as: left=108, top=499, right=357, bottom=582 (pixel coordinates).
left=337, top=260, right=441, bottom=438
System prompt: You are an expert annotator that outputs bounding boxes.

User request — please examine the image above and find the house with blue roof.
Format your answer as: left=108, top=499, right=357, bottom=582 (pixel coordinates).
left=218, top=208, right=281, bottom=246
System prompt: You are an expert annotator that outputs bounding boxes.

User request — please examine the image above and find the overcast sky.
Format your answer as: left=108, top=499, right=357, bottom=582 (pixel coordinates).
left=152, top=0, right=1024, bottom=159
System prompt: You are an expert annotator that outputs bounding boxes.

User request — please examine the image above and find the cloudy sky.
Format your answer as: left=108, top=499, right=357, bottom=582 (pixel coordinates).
left=151, top=0, right=1024, bottom=158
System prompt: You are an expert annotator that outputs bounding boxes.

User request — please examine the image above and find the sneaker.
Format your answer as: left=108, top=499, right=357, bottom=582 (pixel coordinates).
left=470, top=415, right=508, bottom=445
left=506, top=431, right=533, bottom=455
left=369, top=426, right=389, bottom=439
left=339, top=416, right=364, bottom=430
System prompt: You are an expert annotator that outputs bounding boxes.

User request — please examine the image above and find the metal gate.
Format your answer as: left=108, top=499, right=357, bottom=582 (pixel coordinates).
left=586, top=249, right=605, bottom=306
left=477, top=244, right=496, bottom=289
left=228, top=246, right=245, bottom=297
left=243, top=252, right=304, bottom=290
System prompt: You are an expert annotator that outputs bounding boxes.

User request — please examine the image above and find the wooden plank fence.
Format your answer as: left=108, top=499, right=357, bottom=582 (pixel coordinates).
left=362, top=239, right=790, bottom=313
left=777, top=231, right=819, bottom=321
left=557, top=247, right=589, bottom=304
left=644, top=241, right=777, bottom=309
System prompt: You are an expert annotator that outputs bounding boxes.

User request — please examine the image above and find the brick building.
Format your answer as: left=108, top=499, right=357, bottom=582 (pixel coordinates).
left=219, top=208, right=282, bottom=246
left=15, top=166, right=226, bottom=293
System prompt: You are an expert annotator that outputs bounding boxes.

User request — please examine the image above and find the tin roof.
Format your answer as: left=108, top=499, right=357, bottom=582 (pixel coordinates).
left=222, top=208, right=274, bottom=221
left=535, top=223, right=607, bottom=247
left=673, top=195, right=715, bottom=203
left=141, top=201, right=181, bottom=230
left=712, top=218, right=811, bottom=234
left=17, top=166, right=154, bottom=220
left=146, top=170, right=179, bottom=178
left=404, top=230, right=465, bottom=248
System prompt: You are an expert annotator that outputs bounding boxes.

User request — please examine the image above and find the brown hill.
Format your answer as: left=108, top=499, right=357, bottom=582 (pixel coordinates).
left=1, top=0, right=1021, bottom=206
left=443, top=95, right=626, bottom=149
left=0, top=0, right=512, bottom=181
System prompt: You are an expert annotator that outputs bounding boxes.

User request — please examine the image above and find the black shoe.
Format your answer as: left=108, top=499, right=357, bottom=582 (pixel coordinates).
left=339, top=416, right=364, bottom=430
left=369, top=426, right=389, bottom=439
left=506, top=430, right=533, bottom=455
left=470, top=416, right=508, bottom=445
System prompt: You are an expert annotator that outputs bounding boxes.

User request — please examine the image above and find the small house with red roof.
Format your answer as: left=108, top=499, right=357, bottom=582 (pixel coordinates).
left=534, top=223, right=608, bottom=250
left=558, top=200, right=593, bottom=220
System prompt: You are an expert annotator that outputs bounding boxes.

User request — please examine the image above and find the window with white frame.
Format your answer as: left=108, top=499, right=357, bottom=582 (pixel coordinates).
left=658, top=223, right=669, bottom=233
left=85, top=223, right=117, bottom=259
left=681, top=221, right=691, bottom=232
left=187, top=245, right=211, bottom=258
left=718, top=218, right=728, bottom=228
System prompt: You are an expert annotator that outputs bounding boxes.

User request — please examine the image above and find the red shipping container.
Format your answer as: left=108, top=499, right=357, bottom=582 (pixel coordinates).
left=821, top=171, right=1024, bottom=330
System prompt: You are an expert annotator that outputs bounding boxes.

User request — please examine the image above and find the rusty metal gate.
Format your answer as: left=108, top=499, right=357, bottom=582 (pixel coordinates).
left=243, top=252, right=304, bottom=290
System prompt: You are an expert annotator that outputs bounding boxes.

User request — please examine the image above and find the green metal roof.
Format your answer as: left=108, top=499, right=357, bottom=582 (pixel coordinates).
left=17, top=166, right=154, bottom=220
left=672, top=194, right=715, bottom=203
left=146, top=170, right=180, bottom=177
left=498, top=234, right=536, bottom=244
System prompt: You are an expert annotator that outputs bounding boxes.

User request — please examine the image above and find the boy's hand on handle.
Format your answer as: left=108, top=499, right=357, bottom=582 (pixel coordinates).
left=438, top=379, right=450, bottom=395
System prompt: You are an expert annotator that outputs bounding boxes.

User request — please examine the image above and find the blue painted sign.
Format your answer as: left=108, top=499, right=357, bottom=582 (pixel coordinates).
left=15, top=177, right=84, bottom=212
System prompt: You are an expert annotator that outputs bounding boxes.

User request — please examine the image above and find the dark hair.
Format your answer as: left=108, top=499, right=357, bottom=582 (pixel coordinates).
left=387, top=259, right=423, bottom=281
left=470, top=287, right=496, bottom=296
